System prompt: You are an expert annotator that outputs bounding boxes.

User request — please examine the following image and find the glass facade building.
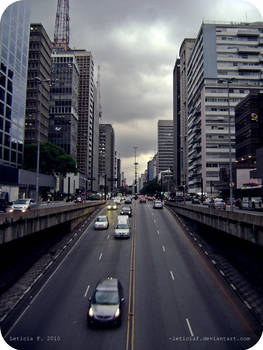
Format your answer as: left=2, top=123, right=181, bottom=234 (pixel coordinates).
left=0, top=1, right=30, bottom=168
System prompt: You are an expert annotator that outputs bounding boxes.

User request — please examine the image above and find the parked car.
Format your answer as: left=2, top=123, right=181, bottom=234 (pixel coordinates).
left=12, top=198, right=35, bottom=212
left=94, top=216, right=109, bottom=230
left=120, top=206, right=132, bottom=217
left=209, top=198, right=226, bottom=210
left=87, top=277, right=124, bottom=327
left=153, top=200, right=163, bottom=209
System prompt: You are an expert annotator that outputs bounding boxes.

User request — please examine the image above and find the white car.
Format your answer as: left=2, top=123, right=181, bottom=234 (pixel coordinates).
left=153, top=200, right=163, bottom=209
left=12, top=198, right=35, bottom=212
left=94, top=216, right=109, bottom=230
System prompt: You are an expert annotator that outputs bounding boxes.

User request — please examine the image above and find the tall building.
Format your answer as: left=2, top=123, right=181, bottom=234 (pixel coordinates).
left=25, top=23, right=52, bottom=145
left=99, top=124, right=115, bottom=193
left=49, top=50, right=79, bottom=160
left=186, top=21, right=263, bottom=194
left=173, top=58, right=181, bottom=188
left=0, top=1, right=30, bottom=169
left=178, top=38, right=195, bottom=189
left=73, top=50, right=95, bottom=191
left=235, top=92, right=263, bottom=166
left=157, top=120, right=174, bottom=174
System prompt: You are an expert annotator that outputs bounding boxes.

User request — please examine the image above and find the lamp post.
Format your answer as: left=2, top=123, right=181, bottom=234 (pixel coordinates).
left=218, top=78, right=235, bottom=211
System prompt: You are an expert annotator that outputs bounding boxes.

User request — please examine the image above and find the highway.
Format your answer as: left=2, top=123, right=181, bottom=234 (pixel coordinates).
left=2, top=200, right=261, bottom=350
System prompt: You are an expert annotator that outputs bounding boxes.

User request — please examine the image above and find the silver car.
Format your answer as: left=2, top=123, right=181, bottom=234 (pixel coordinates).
left=209, top=198, right=226, bottom=210
left=12, top=198, right=34, bottom=212
left=153, top=200, right=163, bottom=209
left=94, top=216, right=109, bottom=230
left=87, top=278, right=124, bottom=327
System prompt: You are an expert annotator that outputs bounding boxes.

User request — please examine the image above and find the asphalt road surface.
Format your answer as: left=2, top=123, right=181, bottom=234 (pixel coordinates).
left=2, top=200, right=261, bottom=350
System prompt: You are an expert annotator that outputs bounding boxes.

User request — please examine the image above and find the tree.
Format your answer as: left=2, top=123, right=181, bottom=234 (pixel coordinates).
left=23, top=142, right=78, bottom=176
left=140, top=180, right=161, bottom=195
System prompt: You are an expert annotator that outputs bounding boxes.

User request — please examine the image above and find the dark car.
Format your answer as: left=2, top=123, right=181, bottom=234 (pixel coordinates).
left=87, top=277, right=124, bottom=327
left=191, top=197, right=200, bottom=204
left=140, top=197, right=146, bottom=203
left=120, top=206, right=132, bottom=217
left=124, top=197, right=132, bottom=204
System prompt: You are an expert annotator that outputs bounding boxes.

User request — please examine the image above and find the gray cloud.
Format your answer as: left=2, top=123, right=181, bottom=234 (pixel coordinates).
left=27, top=0, right=262, bottom=182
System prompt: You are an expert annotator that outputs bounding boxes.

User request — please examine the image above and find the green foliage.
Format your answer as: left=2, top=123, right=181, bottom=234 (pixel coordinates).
left=140, top=180, right=161, bottom=195
left=23, top=142, right=78, bottom=176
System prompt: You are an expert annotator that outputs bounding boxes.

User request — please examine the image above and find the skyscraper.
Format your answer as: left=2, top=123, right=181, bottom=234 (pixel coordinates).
left=186, top=21, right=263, bottom=194
left=0, top=1, right=30, bottom=168
left=99, top=124, right=115, bottom=193
left=49, top=50, right=79, bottom=160
left=73, top=50, right=95, bottom=191
left=157, top=120, right=174, bottom=174
left=25, top=23, right=52, bottom=145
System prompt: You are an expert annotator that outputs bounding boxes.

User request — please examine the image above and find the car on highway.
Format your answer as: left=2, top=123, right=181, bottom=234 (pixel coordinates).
left=208, top=198, right=226, bottom=210
left=94, top=216, right=109, bottom=230
left=12, top=198, right=35, bottom=212
left=124, top=197, right=132, bottom=204
left=120, top=206, right=132, bottom=217
left=74, top=196, right=83, bottom=203
left=153, top=200, right=163, bottom=209
left=87, top=277, right=124, bottom=327
left=114, top=215, right=130, bottom=238
left=107, top=202, right=117, bottom=210
left=191, top=197, right=201, bottom=204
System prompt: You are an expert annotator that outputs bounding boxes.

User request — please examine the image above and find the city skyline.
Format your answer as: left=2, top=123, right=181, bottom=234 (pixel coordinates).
left=1, top=0, right=263, bottom=184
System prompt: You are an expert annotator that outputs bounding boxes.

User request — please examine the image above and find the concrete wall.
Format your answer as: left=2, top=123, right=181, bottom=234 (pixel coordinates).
left=165, top=202, right=263, bottom=247
left=0, top=201, right=105, bottom=245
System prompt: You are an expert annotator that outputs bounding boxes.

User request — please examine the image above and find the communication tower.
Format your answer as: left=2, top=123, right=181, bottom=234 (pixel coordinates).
left=54, top=0, right=70, bottom=50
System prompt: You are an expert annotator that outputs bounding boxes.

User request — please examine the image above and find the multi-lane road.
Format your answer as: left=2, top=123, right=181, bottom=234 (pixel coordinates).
left=2, top=200, right=261, bottom=350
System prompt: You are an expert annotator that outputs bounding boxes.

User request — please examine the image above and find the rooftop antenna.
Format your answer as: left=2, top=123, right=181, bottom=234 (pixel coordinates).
left=54, top=0, right=70, bottom=50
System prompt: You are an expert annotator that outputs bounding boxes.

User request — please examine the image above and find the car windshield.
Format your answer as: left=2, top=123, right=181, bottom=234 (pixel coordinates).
left=93, top=290, right=119, bottom=304
left=14, top=199, right=28, bottom=204
left=117, top=224, right=128, bottom=229
left=96, top=217, right=107, bottom=222
left=122, top=207, right=130, bottom=211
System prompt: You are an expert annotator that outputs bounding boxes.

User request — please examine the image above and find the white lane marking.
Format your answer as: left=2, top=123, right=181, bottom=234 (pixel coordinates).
left=170, top=270, right=175, bottom=280
left=84, top=285, right=90, bottom=297
left=186, top=318, right=194, bottom=336
left=157, top=230, right=160, bottom=235
left=230, top=283, right=236, bottom=290
left=244, top=301, right=252, bottom=309
left=99, top=253, right=103, bottom=261
left=162, top=245, right=166, bottom=252
left=107, top=234, right=110, bottom=239
left=220, top=270, right=225, bottom=276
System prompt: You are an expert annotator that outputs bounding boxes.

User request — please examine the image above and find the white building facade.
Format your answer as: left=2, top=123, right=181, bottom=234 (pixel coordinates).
left=187, top=21, right=263, bottom=194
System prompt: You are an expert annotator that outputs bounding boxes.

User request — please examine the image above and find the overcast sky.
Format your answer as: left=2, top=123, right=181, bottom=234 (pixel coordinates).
left=1, top=1, right=263, bottom=184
